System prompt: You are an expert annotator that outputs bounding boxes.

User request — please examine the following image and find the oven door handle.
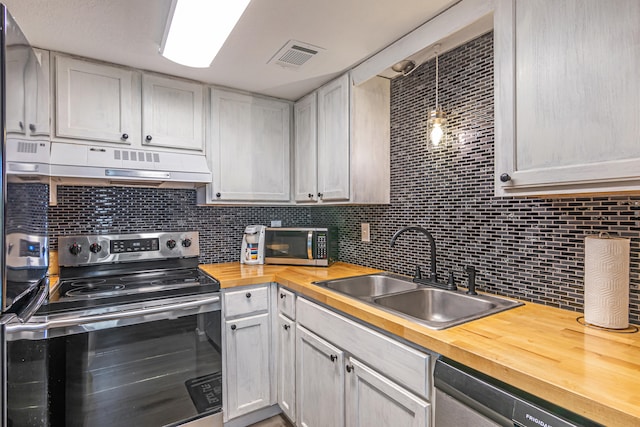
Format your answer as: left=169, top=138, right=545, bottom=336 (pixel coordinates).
left=6, top=294, right=221, bottom=334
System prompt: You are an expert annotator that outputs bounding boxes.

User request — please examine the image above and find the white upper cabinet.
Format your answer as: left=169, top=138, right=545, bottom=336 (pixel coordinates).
left=6, top=47, right=50, bottom=138
left=141, top=74, right=204, bottom=151
left=495, top=0, right=640, bottom=196
left=203, top=88, right=291, bottom=203
left=55, top=55, right=140, bottom=145
left=294, top=92, right=318, bottom=202
left=294, top=73, right=390, bottom=205
left=54, top=54, right=205, bottom=153
left=317, top=74, right=351, bottom=202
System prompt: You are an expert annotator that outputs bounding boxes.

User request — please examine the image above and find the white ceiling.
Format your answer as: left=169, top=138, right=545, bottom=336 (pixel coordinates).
left=2, top=0, right=460, bottom=101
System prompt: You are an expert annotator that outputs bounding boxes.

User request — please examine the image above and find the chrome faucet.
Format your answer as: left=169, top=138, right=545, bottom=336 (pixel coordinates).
left=390, top=226, right=439, bottom=284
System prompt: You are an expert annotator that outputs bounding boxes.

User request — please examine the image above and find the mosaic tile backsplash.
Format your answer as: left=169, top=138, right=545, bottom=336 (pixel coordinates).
left=48, top=32, right=640, bottom=324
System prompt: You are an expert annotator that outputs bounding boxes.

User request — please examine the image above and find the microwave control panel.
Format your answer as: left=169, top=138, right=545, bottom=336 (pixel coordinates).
left=316, top=232, right=327, bottom=259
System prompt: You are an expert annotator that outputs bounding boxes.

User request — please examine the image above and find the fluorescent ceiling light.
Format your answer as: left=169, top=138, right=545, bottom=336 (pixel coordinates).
left=160, top=0, right=251, bottom=68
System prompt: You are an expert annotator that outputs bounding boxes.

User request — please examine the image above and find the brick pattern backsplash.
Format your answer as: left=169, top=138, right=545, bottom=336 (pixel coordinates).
left=47, top=31, right=640, bottom=325
left=6, top=183, right=49, bottom=234
left=48, top=186, right=311, bottom=264
left=311, top=32, right=640, bottom=325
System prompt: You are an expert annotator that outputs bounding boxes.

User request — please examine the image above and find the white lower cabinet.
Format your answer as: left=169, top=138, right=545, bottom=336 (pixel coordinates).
left=346, top=358, right=430, bottom=427
left=277, top=313, right=296, bottom=422
left=296, top=325, right=345, bottom=427
left=225, top=313, right=271, bottom=419
left=222, top=284, right=273, bottom=422
left=292, top=297, right=432, bottom=427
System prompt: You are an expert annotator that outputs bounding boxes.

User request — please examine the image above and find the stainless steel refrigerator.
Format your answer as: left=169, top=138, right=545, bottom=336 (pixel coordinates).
left=0, top=4, right=50, bottom=426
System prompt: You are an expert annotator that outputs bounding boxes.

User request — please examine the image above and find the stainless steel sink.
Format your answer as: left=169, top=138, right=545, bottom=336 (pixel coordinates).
left=317, top=273, right=420, bottom=298
left=312, top=273, right=523, bottom=330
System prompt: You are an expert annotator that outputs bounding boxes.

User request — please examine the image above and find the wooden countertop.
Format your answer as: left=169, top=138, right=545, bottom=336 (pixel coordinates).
left=201, top=262, right=640, bottom=426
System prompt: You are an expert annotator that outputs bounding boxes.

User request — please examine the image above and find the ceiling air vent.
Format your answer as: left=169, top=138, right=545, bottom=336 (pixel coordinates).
left=268, top=40, right=323, bottom=70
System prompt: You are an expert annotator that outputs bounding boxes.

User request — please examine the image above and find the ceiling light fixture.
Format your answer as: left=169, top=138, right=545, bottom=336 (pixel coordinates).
left=427, top=45, right=447, bottom=146
left=160, top=0, right=251, bottom=68
left=391, top=59, right=417, bottom=76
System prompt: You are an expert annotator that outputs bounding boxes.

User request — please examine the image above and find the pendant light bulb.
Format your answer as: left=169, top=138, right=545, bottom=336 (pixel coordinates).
left=430, top=123, right=444, bottom=146
left=427, top=45, right=447, bottom=146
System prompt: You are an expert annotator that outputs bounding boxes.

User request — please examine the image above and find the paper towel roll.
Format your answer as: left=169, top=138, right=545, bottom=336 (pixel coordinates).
left=584, top=234, right=630, bottom=329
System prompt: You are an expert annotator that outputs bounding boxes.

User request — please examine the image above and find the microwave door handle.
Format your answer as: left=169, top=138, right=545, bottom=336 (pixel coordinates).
left=307, top=231, right=313, bottom=260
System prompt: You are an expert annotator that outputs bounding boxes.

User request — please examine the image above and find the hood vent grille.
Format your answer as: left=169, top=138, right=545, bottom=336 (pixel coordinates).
left=17, top=141, right=40, bottom=154
left=268, top=40, right=323, bottom=70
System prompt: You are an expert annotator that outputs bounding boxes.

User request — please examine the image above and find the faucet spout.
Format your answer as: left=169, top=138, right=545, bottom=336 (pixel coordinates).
left=390, top=226, right=438, bottom=283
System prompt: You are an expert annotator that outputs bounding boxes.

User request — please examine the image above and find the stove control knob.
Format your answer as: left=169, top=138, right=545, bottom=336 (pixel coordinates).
left=182, top=238, right=192, bottom=248
left=69, top=243, right=82, bottom=256
left=166, top=239, right=177, bottom=249
left=89, top=243, right=102, bottom=254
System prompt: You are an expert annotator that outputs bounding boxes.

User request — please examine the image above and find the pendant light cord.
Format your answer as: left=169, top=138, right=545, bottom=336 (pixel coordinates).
left=435, top=51, right=439, bottom=110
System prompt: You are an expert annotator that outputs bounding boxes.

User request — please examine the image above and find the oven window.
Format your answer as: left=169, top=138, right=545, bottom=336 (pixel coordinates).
left=7, top=310, right=222, bottom=426
left=265, top=230, right=309, bottom=259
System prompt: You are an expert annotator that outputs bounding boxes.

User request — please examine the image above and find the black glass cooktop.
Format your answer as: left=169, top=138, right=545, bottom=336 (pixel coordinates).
left=42, top=267, right=220, bottom=315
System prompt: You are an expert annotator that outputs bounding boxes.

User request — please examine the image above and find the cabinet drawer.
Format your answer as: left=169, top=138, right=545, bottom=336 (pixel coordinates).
left=224, top=285, right=269, bottom=318
left=297, top=298, right=431, bottom=399
left=277, top=287, right=296, bottom=319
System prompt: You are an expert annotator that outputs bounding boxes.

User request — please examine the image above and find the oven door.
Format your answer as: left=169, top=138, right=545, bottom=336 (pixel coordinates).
left=6, top=294, right=222, bottom=427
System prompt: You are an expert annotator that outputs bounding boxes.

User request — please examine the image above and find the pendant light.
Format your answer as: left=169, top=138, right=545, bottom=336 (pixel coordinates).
left=428, top=45, right=447, bottom=146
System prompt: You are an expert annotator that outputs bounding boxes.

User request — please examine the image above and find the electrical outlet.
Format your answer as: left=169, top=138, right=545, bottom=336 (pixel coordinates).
left=270, top=220, right=282, bottom=227
left=361, top=223, right=370, bottom=242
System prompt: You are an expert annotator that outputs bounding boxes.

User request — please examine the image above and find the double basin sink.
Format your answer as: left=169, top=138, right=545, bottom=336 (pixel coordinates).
left=313, top=273, right=522, bottom=330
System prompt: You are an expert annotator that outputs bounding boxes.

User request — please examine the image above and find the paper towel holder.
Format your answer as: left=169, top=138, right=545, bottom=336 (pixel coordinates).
left=576, top=316, right=638, bottom=333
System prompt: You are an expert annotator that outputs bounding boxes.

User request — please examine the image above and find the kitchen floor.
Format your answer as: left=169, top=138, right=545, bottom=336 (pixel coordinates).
left=248, top=414, right=294, bottom=427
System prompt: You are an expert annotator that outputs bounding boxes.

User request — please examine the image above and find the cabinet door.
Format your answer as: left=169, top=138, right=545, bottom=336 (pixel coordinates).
left=277, top=314, right=296, bottom=422
left=55, top=55, right=138, bottom=144
left=296, top=325, right=344, bottom=427
left=210, top=88, right=291, bottom=202
left=495, top=0, right=640, bottom=196
left=346, top=358, right=430, bottom=427
left=317, top=74, right=350, bottom=202
left=25, top=49, right=50, bottom=137
left=294, top=92, right=318, bottom=203
left=224, top=313, right=271, bottom=419
left=5, top=46, right=29, bottom=135
left=141, top=74, right=204, bottom=151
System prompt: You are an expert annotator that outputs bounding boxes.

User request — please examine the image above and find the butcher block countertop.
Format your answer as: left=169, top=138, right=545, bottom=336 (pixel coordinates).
left=200, top=262, right=640, bottom=427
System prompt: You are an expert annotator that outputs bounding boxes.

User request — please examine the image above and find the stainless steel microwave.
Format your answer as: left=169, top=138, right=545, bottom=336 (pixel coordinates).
left=265, top=227, right=338, bottom=266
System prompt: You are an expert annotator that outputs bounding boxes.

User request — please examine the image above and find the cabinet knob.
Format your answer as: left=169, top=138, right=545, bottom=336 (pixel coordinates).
left=346, top=364, right=354, bottom=373
left=280, top=293, right=286, bottom=299
left=308, top=193, right=313, bottom=199
left=230, top=324, right=237, bottom=331
left=29, top=123, right=36, bottom=132
left=317, top=192, right=323, bottom=198
left=121, top=133, right=129, bottom=140
left=329, top=354, right=337, bottom=362
left=145, top=135, right=153, bottom=142
left=500, top=173, right=512, bottom=183
left=246, top=292, right=252, bottom=298
left=19, top=121, right=23, bottom=130
left=283, top=324, right=290, bottom=330
left=216, top=192, right=221, bottom=198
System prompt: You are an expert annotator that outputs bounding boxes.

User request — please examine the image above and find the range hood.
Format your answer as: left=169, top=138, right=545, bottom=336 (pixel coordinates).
left=6, top=139, right=51, bottom=181
left=49, top=142, right=212, bottom=186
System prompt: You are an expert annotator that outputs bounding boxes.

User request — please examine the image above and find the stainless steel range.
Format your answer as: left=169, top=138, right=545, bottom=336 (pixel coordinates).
left=6, top=231, right=223, bottom=427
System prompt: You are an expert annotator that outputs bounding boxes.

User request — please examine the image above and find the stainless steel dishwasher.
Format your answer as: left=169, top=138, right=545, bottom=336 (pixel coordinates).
left=434, top=358, right=603, bottom=427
